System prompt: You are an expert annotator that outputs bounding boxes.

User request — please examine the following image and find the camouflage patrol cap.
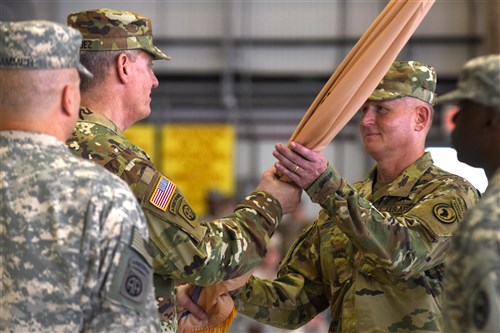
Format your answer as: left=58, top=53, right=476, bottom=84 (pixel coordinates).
left=0, top=20, right=93, bottom=78
left=437, top=54, right=500, bottom=109
left=67, top=8, right=171, bottom=61
left=368, top=60, right=437, bottom=105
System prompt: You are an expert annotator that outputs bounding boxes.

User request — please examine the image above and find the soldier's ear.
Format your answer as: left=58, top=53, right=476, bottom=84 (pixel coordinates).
left=116, top=52, right=131, bottom=84
left=61, top=83, right=76, bottom=118
left=414, top=104, right=431, bottom=131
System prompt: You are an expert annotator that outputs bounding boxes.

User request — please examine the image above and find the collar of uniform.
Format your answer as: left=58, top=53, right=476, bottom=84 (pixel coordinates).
left=366, top=152, right=434, bottom=201
left=1, top=130, right=66, bottom=148
left=78, top=107, right=123, bottom=136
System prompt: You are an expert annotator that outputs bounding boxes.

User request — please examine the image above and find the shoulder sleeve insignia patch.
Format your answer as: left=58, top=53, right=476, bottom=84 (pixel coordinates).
left=149, top=176, right=176, bottom=211
left=433, top=203, right=457, bottom=224
left=168, top=193, right=182, bottom=214
left=180, top=201, right=197, bottom=226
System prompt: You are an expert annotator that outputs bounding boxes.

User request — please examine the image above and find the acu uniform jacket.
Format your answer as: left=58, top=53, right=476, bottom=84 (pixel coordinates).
left=67, top=107, right=284, bottom=332
left=233, top=152, right=479, bottom=333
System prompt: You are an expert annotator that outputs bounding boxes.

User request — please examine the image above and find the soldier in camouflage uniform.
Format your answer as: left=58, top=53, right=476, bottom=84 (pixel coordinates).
left=0, top=20, right=159, bottom=331
left=227, top=61, right=480, bottom=332
left=64, top=8, right=301, bottom=332
left=437, top=54, right=500, bottom=333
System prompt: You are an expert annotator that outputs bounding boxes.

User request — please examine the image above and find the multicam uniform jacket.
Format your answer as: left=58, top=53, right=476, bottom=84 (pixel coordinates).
left=0, top=131, right=159, bottom=332
left=66, top=108, right=283, bottom=332
left=233, top=152, right=479, bottom=333
left=444, top=167, right=500, bottom=333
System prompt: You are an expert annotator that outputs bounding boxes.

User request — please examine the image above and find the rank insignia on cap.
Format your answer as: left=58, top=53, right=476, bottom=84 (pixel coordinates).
left=150, top=176, right=176, bottom=211
left=433, top=203, right=457, bottom=224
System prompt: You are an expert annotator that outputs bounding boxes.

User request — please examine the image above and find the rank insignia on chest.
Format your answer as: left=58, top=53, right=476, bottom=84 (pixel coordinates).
left=150, top=176, right=176, bottom=211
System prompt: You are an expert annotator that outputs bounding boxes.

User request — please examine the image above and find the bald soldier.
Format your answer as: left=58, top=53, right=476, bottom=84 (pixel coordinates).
left=65, top=8, right=301, bottom=332
left=0, top=20, right=159, bottom=331
left=224, top=61, right=480, bottom=332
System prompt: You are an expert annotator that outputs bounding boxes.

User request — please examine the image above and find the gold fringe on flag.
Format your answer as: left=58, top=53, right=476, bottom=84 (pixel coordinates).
left=178, top=272, right=252, bottom=333
left=188, top=308, right=237, bottom=333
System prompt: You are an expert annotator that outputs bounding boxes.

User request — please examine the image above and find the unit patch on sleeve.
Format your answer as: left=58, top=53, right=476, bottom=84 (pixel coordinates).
left=150, top=176, right=176, bottom=211
left=168, top=193, right=182, bottom=214
left=432, top=203, right=457, bottom=224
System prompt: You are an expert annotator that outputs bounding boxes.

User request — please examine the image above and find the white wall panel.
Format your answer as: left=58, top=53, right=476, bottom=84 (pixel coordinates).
left=155, top=46, right=224, bottom=73
left=410, top=45, right=475, bottom=77
left=232, top=1, right=344, bottom=38
left=415, top=1, right=476, bottom=36
left=238, top=46, right=341, bottom=75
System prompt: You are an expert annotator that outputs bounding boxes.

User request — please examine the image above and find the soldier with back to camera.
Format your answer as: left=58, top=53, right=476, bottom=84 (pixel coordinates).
left=0, top=20, right=159, bottom=332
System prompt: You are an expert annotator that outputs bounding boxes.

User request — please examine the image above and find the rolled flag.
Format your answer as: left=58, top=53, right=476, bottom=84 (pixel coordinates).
left=177, top=1, right=436, bottom=332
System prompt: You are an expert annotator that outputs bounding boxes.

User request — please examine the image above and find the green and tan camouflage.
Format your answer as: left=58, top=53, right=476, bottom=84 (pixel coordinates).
left=0, top=131, right=159, bottom=331
left=441, top=54, right=500, bottom=332
left=233, top=152, right=479, bottom=332
left=0, top=20, right=92, bottom=77
left=67, top=8, right=171, bottom=61
left=437, top=54, right=500, bottom=109
left=67, top=108, right=284, bottom=332
left=368, top=60, right=437, bottom=105
left=444, top=168, right=500, bottom=333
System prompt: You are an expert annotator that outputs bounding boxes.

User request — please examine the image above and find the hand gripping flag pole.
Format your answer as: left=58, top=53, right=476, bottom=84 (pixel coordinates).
left=177, top=1, right=435, bottom=332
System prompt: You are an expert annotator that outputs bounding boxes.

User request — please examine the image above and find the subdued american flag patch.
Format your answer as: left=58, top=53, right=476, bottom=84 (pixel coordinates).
left=149, top=176, right=176, bottom=211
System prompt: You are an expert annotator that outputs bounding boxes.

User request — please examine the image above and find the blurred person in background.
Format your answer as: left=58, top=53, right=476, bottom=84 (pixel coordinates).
left=277, top=201, right=313, bottom=258
left=201, top=189, right=237, bottom=222
left=437, top=54, right=500, bottom=333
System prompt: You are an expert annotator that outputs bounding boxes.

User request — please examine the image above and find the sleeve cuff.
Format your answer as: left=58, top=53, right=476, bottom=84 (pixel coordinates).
left=306, top=164, right=344, bottom=205
left=236, top=190, right=282, bottom=228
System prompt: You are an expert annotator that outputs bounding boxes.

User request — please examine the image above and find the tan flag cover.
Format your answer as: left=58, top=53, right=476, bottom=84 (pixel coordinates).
left=290, top=0, right=435, bottom=151
left=178, top=1, right=435, bottom=332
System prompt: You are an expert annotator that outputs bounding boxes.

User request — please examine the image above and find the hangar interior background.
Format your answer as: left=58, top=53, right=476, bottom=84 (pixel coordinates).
left=2, top=0, right=497, bottom=216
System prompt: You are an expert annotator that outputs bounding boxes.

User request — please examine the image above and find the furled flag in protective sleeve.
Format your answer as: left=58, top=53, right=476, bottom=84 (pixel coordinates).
left=177, top=1, right=436, bottom=332
left=288, top=0, right=435, bottom=152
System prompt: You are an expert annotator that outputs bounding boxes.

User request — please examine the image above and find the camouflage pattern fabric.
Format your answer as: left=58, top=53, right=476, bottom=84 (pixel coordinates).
left=233, top=152, right=479, bottom=333
left=0, top=131, right=159, bottom=332
left=0, top=20, right=92, bottom=77
left=368, top=60, right=437, bottom=105
left=66, top=108, right=283, bottom=332
left=437, top=54, right=500, bottom=109
left=67, top=8, right=171, bottom=60
left=444, top=167, right=500, bottom=333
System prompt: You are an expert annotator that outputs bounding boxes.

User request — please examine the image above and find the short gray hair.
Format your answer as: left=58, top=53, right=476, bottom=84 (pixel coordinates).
left=79, top=49, right=141, bottom=91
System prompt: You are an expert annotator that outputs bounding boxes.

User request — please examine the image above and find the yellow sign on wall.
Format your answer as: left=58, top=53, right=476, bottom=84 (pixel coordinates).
left=161, top=124, right=235, bottom=215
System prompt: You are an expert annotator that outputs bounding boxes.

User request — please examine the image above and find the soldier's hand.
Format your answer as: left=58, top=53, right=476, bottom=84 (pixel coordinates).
left=176, top=284, right=207, bottom=322
left=256, top=166, right=302, bottom=215
left=273, top=142, right=328, bottom=189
